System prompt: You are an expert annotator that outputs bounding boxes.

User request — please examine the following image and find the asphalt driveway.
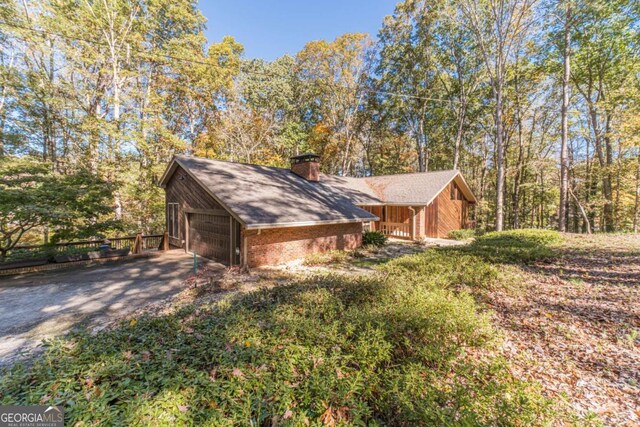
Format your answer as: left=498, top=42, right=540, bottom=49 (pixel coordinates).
left=0, top=251, right=219, bottom=367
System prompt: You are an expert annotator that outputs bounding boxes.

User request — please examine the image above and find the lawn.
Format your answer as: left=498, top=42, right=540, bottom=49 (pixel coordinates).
left=1, top=230, right=636, bottom=425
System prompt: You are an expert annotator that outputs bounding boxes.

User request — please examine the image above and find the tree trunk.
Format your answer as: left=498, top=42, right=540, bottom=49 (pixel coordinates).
left=634, top=151, right=640, bottom=233
left=452, top=102, right=466, bottom=170
left=559, top=3, right=571, bottom=232
left=494, top=80, right=505, bottom=231
left=569, top=186, right=591, bottom=234
left=602, top=130, right=615, bottom=231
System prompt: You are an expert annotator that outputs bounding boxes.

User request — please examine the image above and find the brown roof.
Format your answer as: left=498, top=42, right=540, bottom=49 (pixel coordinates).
left=364, top=170, right=476, bottom=205
left=159, top=156, right=476, bottom=228
left=323, top=170, right=477, bottom=205
left=160, top=156, right=379, bottom=228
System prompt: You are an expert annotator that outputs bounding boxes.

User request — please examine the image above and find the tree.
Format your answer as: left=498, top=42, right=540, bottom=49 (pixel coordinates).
left=377, top=0, right=442, bottom=173
left=558, top=1, right=572, bottom=232
left=570, top=0, right=638, bottom=231
left=297, top=33, right=374, bottom=175
left=0, top=157, right=118, bottom=259
left=461, top=0, right=537, bottom=231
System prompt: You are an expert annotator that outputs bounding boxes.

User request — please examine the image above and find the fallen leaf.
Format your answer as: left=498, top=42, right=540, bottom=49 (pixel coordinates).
left=129, top=319, right=137, bottom=327
left=320, top=405, right=336, bottom=427
left=208, top=368, right=217, bottom=381
left=232, top=368, right=245, bottom=379
left=283, top=409, right=293, bottom=419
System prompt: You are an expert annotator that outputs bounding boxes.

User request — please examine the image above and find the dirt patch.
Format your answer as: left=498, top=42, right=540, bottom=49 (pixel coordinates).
left=489, top=234, right=640, bottom=426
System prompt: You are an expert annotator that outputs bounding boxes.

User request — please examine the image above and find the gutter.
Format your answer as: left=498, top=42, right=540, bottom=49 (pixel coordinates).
left=244, top=216, right=380, bottom=230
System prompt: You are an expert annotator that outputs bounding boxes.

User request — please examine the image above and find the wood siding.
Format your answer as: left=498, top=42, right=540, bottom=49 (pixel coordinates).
left=165, top=165, right=224, bottom=248
left=425, top=181, right=470, bottom=238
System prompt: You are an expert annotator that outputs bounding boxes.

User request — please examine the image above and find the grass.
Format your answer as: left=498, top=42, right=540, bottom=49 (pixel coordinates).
left=447, top=229, right=477, bottom=240
left=457, top=229, right=562, bottom=264
left=0, top=230, right=565, bottom=425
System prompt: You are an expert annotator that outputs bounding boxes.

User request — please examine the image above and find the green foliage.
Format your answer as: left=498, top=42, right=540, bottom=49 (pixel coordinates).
left=0, top=157, right=120, bottom=258
left=381, top=249, right=501, bottom=290
left=448, top=228, right=476, bottom=240
left=0, top=268, right=555, bottom=425
left=459, top=229, right=563, bottom=264
left=362, top=230, right=388, bottom=247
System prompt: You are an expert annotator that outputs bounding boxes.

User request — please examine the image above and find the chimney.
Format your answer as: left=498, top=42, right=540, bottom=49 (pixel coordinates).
left=290, top=153, right=320, bottom=182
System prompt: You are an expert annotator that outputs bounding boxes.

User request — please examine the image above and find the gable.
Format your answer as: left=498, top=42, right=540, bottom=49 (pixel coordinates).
left=160, top=156, right=379, bottom=228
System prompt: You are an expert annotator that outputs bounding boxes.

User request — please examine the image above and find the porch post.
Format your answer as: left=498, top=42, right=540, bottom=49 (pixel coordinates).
left=409, top=207, right=416, bottom=240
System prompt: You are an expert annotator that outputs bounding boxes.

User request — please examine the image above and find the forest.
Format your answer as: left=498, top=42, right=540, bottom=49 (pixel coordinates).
left=1, top=0, right=639, bottom=249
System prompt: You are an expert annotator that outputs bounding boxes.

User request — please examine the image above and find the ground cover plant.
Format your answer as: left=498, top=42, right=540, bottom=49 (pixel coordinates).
left=0, top=230, right=568, bottom=425
left=447, top=229, right=477, bottom=240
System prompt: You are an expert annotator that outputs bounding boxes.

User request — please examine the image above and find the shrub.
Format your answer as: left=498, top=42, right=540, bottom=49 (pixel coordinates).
left=363, top=230, right=387, bottom=247
left=448, top=229, right=476, bottom=240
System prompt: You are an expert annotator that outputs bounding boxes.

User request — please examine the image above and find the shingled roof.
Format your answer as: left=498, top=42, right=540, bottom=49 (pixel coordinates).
left=160, top=156, right=379, bottom=229
left=159, top=156, right=476, bottom=229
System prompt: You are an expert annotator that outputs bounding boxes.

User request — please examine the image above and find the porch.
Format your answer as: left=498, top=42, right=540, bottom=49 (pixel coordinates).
left=361, top=205, right=418, bottom=240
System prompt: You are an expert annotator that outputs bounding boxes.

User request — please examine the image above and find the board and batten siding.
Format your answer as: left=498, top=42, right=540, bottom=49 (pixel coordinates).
left=165, top=165, right=225, bottom=248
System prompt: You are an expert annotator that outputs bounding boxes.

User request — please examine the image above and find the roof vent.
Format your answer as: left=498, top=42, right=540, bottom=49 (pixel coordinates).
left=290, top=153, right=320, bottom=182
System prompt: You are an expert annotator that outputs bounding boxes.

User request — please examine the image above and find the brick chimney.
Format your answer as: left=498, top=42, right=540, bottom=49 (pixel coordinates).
left=290, top=153, right=320, bottom=182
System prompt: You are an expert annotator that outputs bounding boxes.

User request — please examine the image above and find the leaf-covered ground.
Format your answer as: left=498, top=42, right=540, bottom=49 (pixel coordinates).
left=0, top=231, right=560, bottom=426
left=488, top=234, right=640, bottom=426
left=1, top=231, right=636, bottom=425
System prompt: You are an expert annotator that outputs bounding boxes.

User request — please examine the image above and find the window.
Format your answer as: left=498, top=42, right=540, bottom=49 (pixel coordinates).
left=167, top=203, right=179, bottom=239
left=451, top=184, right=464, bottom=200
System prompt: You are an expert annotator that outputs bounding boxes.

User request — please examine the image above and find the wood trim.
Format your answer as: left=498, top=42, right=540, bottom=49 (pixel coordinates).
left=173, top=158, right=247, bottom=226
left=229, top=218, right=234, bottom=266
left=184, top=208, right=230, bottom=216
left=184, top=210, right=190, bottom=254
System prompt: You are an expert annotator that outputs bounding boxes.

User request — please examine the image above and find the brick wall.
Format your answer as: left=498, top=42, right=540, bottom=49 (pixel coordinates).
left=244, top=222, right=362, bottom=267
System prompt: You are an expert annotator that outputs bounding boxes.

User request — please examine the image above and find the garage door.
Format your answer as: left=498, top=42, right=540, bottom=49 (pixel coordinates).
left=188, top=212, right=231, bottom=264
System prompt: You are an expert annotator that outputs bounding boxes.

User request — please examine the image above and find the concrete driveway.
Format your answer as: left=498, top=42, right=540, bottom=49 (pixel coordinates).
left=0, top=251, right=220, bottom=367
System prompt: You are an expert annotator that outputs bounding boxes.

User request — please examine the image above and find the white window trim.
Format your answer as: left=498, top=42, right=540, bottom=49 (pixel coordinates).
left=168, top=203, right=179, bottom=239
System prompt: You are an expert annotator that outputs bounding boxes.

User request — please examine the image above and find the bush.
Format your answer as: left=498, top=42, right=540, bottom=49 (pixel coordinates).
left=363, top=230, right=387, bottom=247
left=448, top=229, right=476, bottom=240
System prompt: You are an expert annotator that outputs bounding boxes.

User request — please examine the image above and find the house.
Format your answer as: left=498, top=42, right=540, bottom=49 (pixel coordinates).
left=159, top=154, right=476, bottom=267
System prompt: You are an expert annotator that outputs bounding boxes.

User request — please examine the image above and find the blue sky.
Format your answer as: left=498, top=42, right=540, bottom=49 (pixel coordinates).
left=199, top=0, right=398, bottom=60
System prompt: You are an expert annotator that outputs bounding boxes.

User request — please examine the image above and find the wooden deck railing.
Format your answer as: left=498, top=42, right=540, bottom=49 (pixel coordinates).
left=380, top=222, right=411, bottom=239
left=11, top=234, right=165, bottom=256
